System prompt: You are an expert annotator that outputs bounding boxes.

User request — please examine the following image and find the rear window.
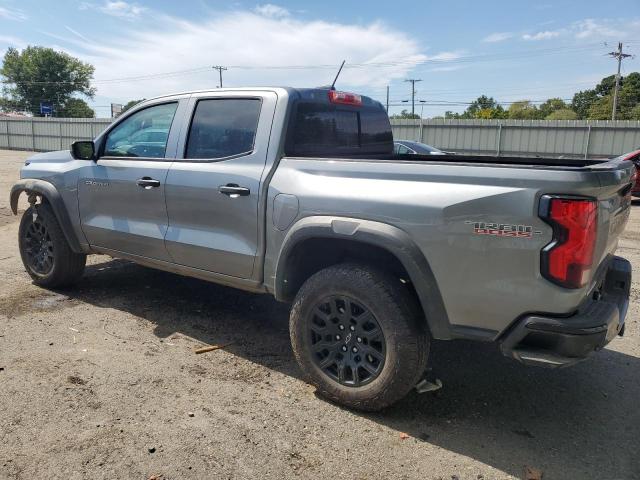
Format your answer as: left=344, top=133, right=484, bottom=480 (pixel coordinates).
left=286, top=101, right=393, bottom=157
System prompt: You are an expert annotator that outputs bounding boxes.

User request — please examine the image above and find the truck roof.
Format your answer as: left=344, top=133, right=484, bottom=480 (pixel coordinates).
left=141, top=87, right=385, bottom=110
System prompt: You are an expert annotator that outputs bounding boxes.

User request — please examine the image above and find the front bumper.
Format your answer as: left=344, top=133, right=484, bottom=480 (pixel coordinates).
left=501, top=256, right=631, bottom=368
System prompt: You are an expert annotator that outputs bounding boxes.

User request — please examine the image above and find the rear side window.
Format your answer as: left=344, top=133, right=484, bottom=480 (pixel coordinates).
left=395, top=143, right=412, bottom=154
left=185, top=98, right=261, bottom=159
left=286, top=102, right=393, bottom=157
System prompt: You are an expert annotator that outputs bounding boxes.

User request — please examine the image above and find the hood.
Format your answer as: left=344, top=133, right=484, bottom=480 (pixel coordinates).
left=25, top=149, right=74, bottom=164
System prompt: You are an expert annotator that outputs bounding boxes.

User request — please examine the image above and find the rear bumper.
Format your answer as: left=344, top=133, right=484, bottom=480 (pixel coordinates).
left=500, top=256, right=631, bottom=368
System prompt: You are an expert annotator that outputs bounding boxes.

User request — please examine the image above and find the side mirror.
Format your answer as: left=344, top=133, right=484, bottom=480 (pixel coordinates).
left=71, top=140, right=96, bottom=160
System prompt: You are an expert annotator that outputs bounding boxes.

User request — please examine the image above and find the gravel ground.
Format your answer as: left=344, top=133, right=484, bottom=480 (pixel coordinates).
left=0, top=149, right=639, bottom=480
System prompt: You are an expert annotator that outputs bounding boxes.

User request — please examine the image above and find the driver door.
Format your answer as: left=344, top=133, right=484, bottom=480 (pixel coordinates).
left=78, top=100, right=186, bottom=261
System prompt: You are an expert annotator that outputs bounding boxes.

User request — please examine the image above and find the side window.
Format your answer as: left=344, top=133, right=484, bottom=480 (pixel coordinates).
left=396, top=144, right=410, bottom=154
left=185, top=98, right=261, bottom=160
left=103, top=103, right=178, bottom=158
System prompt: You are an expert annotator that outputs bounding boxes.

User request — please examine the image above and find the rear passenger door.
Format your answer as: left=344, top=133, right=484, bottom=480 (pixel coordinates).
left=164, top=92, right=277, bottom=278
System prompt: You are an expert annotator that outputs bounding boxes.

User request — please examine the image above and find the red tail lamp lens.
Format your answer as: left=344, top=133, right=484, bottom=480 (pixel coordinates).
left=541, top=197, right=597, bottom=289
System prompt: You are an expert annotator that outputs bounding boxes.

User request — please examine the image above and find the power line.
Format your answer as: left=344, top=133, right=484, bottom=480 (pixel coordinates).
left=608, top=42, right=633, bottom=120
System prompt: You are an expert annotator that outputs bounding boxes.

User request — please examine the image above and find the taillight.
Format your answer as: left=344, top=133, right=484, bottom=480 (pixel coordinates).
left=328, top=90, right=362, bottom=106
left=540, top=196, right=598, bottom=289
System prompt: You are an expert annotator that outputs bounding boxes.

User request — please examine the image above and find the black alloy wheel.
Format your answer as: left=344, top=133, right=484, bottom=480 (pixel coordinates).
left=22, top=214, right=55, bottom=275
left=308, top=295, right=386, bottom=387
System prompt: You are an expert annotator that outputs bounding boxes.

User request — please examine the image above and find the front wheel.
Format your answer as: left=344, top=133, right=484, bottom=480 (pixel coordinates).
left=290, top=263, right=429, bottom=411
left=18, top=204, right=86, bottom=288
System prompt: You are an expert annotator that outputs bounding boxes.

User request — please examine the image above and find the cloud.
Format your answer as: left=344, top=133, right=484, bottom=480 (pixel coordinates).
left=0, top=34, right=25, bottom=46
left=61, top=7, right=433, bottom=100
left=425, top=51, right=464, bottom=62
left=64, top=26, right=93, bottom=43
left=517, top=18, right=638, bottom=42
left=522, top=30, right=561, bottom=41
left=0, top=34, right=26, bottom=59
left=482, top=32, right=513, bottom=43
left=254, top=4, right=290, bottom=18
left=573, top=19, right=623, bottom=39
left=428, top=65, right=464, bottom=72
left=80, top=1, right=145, bottom=19
left=0, top=6, right=27, bottom=21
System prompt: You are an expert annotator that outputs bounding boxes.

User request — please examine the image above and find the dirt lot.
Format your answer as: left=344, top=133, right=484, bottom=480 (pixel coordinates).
left=0, top=149, right=639, bottom=480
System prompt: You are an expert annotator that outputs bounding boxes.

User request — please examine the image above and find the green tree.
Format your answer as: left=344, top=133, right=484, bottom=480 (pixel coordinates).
left=60, top=98, right=94, bottom=118
left=508, top=100, right=542, bottom=119
left=545, top=109, right=578, bottom=120
left=539, top=98, right=567, bottom=118
left=0, top=96, right=10, bottom=112
left=121, top=99, right=146, bottom=113
left=445, top=95, right=506, bottom=119
left=594, top=74, right=617, bottom=97
left=469, top=96, right=507, bottom=119
left=629, top=104, right=640, bottom=120
left=444, top=110, right=462, bottom=119
left=617, top=72, right=640, bottom=118
left=571, top=89, right=598, bottom=119
left=476, top=107, right=507, bottom=119
left=587, top=74, right=640, bottom=120
left=0, top=46, right=95, bottom=116
left=587, top=95, right=614, bottom=120
left=390, top=109, right=420, bottom=119
left=466, top=95, right=497, bottom=116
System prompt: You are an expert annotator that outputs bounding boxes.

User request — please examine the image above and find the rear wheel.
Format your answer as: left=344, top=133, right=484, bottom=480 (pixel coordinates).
left=19, top=204, right=86, bottom=288
left=290, top=263, right=429, bottom=411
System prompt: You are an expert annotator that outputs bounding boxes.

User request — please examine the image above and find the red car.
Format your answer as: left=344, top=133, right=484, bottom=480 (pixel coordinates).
left=621, top=149, right=640, bottom=197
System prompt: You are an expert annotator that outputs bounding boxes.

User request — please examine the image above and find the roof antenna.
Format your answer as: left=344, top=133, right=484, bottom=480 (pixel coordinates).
left=330, top=60, right=346, bottom=90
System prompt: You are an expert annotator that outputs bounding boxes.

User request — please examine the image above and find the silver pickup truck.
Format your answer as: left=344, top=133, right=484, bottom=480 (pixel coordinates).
left=10, top=87, right=634, bottom=410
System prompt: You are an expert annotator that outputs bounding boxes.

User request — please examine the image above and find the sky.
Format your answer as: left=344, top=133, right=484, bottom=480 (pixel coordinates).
left=0, top=0, right=639, bottom=117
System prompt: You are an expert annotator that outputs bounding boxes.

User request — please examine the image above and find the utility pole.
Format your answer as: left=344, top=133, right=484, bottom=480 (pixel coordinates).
left=212, top=65, right=227, bottom=88
left=385, top=85, right=389, bottom=113
left=404, top=78, right=422, bottom=117
left=608, top=42, right=632, bottom=120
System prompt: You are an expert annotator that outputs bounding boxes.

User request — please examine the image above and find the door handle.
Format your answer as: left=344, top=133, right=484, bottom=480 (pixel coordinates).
left=136, top=177, right=161, bottom=189
left=219, top=184, right=250, bottom=197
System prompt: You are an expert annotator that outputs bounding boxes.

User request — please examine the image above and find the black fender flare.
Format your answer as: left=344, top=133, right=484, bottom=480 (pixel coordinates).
left=274, top=216, right=453, bottom=340
left=10, top=179, right=84, bottom=253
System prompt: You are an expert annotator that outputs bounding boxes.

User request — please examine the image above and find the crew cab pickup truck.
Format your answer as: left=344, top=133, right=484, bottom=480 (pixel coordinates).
left=10, top=87, right=634, bottom=410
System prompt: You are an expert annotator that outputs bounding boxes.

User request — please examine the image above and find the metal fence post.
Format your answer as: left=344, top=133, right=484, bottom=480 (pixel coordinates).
left=31, top=120, right=35, bottom=151
left=584, top=125, right=592, bottom=160
left=496, top=124, right=502, bottom=156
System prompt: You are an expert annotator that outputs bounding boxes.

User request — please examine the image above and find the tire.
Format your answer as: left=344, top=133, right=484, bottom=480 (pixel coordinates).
left=290, top=263, right=429, bottom=411
left=18, top=203, right=86, bottom=288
